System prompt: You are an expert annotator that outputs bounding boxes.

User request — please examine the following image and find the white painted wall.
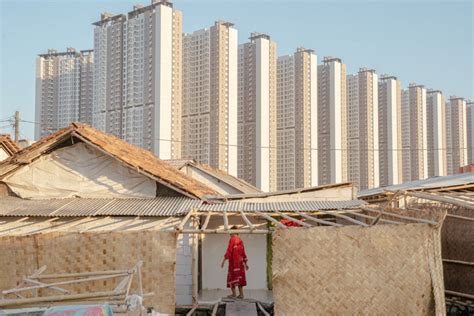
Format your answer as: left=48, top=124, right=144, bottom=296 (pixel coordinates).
left=176, top=231, right=193, bottom=305
left=201, top=217, right=268, bottom=290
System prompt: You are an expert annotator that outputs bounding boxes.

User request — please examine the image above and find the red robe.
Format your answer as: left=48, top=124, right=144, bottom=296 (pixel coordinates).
left=224, top=235, right=248, bottom=288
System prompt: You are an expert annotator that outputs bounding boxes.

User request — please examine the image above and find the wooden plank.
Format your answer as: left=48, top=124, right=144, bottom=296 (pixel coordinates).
left=226, top=301, right=258, bottom=316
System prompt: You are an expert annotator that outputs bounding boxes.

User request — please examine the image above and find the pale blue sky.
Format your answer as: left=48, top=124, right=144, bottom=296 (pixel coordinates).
left=1, top=0, right=473, bottom=139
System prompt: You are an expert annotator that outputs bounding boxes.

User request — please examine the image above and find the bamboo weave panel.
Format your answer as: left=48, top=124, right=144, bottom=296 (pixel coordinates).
left=272, top=224, right=445, bottom=315
left=0, top=231, right=177, bottom=314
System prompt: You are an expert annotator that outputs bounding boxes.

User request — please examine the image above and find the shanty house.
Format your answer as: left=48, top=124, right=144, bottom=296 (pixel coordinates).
left=0, top=123, right=449, bottom=314
left=165, top=159, right=261, bottom=195
left=0, top=123, right=217, bottom=311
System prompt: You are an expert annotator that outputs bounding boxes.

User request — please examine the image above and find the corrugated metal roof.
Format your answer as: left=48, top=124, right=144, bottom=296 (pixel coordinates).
left=198, top=200, right=366, bottom=212
left=358, top=173, right=474, bottom=198
left=205, top=182, right=353, bottom=200
left=0, top=197, right=201, bottom=217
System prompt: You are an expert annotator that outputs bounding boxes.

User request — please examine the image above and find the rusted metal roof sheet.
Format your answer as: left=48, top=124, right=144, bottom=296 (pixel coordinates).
left=0, top=123, right=217, bottom=199
left=199, top=200, right=366, bottom=212
left=0, top=197, right=201, bottom=217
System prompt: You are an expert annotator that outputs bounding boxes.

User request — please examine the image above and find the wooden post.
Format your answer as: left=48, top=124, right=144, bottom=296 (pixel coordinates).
left=191, top=216, right=199, bottom=305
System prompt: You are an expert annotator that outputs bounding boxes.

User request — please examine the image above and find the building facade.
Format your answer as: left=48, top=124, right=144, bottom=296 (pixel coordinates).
left=276, top=48, right=318, bottom=190
left=238, top=33, right=277, bottom=192
left=401, top=84, right=428, bottom=181
left=317, top=57, right=348, bottom=185
left=182, top=21, right=238, bottom=176
left=468, top=101, right=474, bottom=165
left=378, top=75, right=402, bottom=186
left=446, top=97, right=468, bottom=174
left=35, top=48, right=94, bottom=139
left=347, top=68, right=379, bottom=190
left=92, top=1, right=182, bottom=159
left=426, top=90, right=447, bottom=177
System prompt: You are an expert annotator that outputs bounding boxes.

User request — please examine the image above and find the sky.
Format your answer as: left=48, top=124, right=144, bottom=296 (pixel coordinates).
left=0, top=0, right=473, bottom=139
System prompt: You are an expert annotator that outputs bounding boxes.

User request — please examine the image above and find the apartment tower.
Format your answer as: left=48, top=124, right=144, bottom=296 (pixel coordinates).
left=35, top=48, right=94, bottom=139
left=92, top=1, right=182, bottom=159
left=378, top=75, right=402, bottom=186
left=468, top=101, right=474, bottom=164
left=446, top=97, right=468, bottom=174
left=79, top=50, right=94, bottom=126
left=182, top=21, right=238, bottom=175
left=276, top=48, right=318, bottom=190
left=317, top=57, right=347, bottom=185
left=426, top=90, right=447, bottom=177
left=401, top=84, right=428, bottom=181
left=238, top=33, right=277, bottom=192
left=347, top=68, right=379, bottom=190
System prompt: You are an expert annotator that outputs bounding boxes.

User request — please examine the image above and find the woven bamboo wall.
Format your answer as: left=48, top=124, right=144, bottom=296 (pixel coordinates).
left=0, top=231, right=177, bottom=314
left=441, top=206, right=474, bottom=295
left=272, top=224, right=445, bottom=315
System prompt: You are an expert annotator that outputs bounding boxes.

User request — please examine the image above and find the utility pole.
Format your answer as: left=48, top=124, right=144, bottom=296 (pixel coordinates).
left=14, top=111, right=19, bottom=142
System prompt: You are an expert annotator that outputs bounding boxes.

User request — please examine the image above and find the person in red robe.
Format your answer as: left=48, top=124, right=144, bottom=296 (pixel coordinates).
left=221, top=226, right=249, bottom=298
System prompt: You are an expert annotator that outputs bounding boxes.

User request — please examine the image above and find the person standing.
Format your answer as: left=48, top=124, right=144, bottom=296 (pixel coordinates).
left=221, top=226, right=249, bottom=298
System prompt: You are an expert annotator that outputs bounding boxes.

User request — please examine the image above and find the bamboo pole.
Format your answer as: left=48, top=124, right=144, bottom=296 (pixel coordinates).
left=252, top=211, right=287, bottom=229
left=240, top=210, right=255, bottom=230
left=223, top=210, right=229, bottom=230
left=201, top=212, right=212, bottom=231
left=181, top=229, right=270, bottom=234
left=443, top=259, right=474, bottom=266
left=3, top=273, right=128, bottom=295
left=177, top=209, right=195, bottom=232
left=37, top=270, right=129, bottom=279
left=0, top=290, right=125, bottom=307
left=293, top=211, right=342, bottom=227
left=360, top=206, right=438, bottom=225
left=274, top=211, right=311, bottom=227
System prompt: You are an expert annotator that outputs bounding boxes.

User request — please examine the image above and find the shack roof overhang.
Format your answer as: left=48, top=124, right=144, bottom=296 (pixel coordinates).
left=358, top=173, right=474, bottom=203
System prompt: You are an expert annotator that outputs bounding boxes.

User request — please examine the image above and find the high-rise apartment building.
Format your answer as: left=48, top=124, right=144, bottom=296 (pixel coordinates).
left=276, top=48, right=318, bottom=190
left=426, top=90, right=447, bottom=177
left=35, top=48, right=94, bottom=139
left=79, top=50, right=94, bottom=126
left=317, top=57, right=347, bottom=185
left=92, top=13, right=125, bottom=138
left=468, top=101, right=474, bottom=164
left=401, top=84, right=428, bottom=181
left=446, top=97, right=468, bottom=174
left=182, top=21, right=238, bottom=175
left=238, top=33, right=277, bottom=192
left=347, top=68, right=379, bottom=190
left=378, top=75, right=402, bottom=186
left=92, top=1, right=182, bottom=159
